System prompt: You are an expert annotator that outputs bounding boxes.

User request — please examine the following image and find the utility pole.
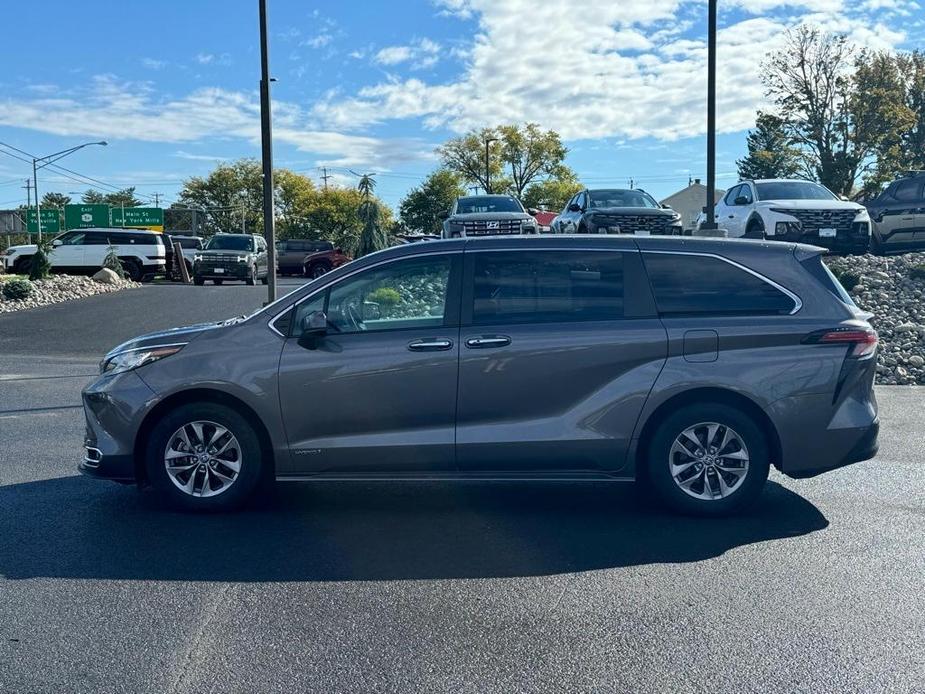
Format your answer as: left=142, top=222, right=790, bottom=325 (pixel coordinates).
left=22, top=180, right=32, bottom=243
left=152, top=192, right=162, bottom=207
left=484, top=137, right=497, bottom=194
left=701, top=0, right=719, bottom=232
left=258, top=0, right=278, bottom=303
left=320, top=167, right=332, bottom=192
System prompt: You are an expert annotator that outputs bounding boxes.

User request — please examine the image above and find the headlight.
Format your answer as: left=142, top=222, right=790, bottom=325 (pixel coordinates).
left=237, top=256, right=248, bottom=262
left=447, top=221, right=464, bottom=232
left=774, top=221, right=802, bottom=237
left=193, top=254, right=203, bottom=262
left=100, top=343, right=186, bottom=375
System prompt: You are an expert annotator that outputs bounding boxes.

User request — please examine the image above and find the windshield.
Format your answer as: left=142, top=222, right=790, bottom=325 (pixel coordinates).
left=588, top=189, right=660, bottom=209
left=205, top=235, right=255, bottom=251
left=755, top=181, right=837, bottom=201
left=455, top=196, right=523, bottom=214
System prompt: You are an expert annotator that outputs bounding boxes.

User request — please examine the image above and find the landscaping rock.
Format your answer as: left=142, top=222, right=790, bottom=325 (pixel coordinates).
left=825, top=251, right=925, bottom=385
left=0, top=274, right=141, bottom=314
left=92, top=268, right=120, bottom=285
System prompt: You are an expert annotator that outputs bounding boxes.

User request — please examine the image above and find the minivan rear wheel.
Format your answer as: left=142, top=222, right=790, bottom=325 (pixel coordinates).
left=145, top=403, right=264, bottom=512
left=646, top=403, right=769, bottom=515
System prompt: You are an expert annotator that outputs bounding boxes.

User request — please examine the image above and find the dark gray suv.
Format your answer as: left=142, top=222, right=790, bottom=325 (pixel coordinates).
left=81, top=236, right=879, bottom=515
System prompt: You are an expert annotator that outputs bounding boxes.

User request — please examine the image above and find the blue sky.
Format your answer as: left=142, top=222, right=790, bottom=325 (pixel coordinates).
left=0, top=0, right=921, bottom=212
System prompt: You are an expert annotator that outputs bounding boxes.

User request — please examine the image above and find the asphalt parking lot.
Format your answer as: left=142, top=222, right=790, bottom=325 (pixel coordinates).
left=1, top=281, right=924, bottom=693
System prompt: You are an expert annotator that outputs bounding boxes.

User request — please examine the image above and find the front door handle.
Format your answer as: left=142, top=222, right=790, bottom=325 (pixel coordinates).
left=408, top=338, right=453, bottom=352
left=465, top=336, right=511, bottom=349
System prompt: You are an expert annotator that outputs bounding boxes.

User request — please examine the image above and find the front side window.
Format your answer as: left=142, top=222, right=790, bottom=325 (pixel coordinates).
left=643, top=253, right=795, bottom=316
left=892, top=178, right=922, bottom=202
left=58, top=232, right=86, bottom=246
left=471, top=251, right=624, bottom=325
left=294, top=255, right=452, bottom=335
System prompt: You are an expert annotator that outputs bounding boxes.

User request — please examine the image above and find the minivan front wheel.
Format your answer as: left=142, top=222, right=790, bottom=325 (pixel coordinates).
left=646, top=403, right=769, bottom=515
left=145, top=403, right=263, bottom=511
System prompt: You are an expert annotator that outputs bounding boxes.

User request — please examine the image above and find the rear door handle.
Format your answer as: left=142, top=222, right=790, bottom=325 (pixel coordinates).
left=465, top=336, right=511, bottom=349
left=408, top=338, right=453, bottom=352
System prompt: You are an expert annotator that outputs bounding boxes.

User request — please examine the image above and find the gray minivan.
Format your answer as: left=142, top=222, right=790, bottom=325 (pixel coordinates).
left=80, top=236, right=879, bottom=515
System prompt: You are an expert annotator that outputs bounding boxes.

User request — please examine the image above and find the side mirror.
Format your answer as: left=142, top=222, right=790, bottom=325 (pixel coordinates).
left=362, top=301, right=382, bottom=321
left=661, top=204, right=671, bottom=209
left=297, top=310, right=328, bottom=349
left=567, top=203, right=582, bottom=212
left=526, top=207, right=539, bottom=216
left=838, top=194, right=849, bottom=201
left=438, top=211, right=450, bottom=220
left=52, top=240, right=63, bottom=247
left=734, top=196, right=749, bottom=206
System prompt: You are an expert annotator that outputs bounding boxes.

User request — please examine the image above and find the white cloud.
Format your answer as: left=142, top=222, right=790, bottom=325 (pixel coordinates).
left=141, top=58, right=166, bottom=70
left=0, top=75, right=435, bottom=171
left=373, top=38, right=442, bottom=69
left=303, top=33, right=334, bottom=49
left=313, top=0, right=907, bottom=141
left=195, top=53, right=232, bottom=66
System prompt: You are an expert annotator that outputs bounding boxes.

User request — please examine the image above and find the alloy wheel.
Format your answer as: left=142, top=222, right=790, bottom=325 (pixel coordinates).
left=668, top=422, right=749, bottom=501
left=163, top=420, right=242, bottom=498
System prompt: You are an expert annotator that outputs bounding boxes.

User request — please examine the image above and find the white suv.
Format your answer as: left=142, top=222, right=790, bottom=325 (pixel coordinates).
left=2, top=228, right=166, bottom=281
left=701, top=179, right=871, bottom=253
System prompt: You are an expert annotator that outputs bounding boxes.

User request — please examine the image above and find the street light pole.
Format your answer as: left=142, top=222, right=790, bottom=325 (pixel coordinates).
left=258, top=0, right=277, bottom=303
left=32, top=141, right=107, bottom=240
left=484, top=137, right=497, bottom=194
left=701, top=0, right=718, bottom=231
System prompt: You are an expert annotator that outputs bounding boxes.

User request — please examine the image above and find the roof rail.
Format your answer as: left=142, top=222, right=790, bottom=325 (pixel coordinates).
left=897, top=170, right=925, bottom=179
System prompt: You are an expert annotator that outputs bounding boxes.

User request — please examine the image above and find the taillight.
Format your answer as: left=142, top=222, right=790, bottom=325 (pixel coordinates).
left=804, top=327, right=878, bottom=359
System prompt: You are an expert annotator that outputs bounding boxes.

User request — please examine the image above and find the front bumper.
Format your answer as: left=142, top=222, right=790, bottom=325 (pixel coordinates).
left=80, top=370, right=158, bottom=483
left=769, top=220, right=870, bottom=253
left=194, top=263, right=250, bottom=279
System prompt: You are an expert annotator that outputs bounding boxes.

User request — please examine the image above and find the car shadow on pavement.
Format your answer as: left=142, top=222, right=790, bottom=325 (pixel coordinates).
left=0, top=476, right=828, bottom=582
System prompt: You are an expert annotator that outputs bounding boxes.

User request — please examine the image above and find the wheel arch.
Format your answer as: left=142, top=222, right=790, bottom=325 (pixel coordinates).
left=745, top=212, right=766, bottom=234
left=133, top=387, right=276, bottom=485
left=634, top=387, right=783, bottom=475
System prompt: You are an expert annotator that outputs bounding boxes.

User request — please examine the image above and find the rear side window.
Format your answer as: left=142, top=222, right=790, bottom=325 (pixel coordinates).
left=892, top=178, right=923, bottom=202
left=471, top=251, right=624, bottom=325
left=643, top=253, right=795, bottom=316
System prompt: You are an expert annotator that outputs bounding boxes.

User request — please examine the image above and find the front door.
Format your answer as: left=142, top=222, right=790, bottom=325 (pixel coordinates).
left=49, top=231, right=86, bottom=270
left=455, top=249, right=666, bottom=474
left=278, top=252, right=462, bottom=474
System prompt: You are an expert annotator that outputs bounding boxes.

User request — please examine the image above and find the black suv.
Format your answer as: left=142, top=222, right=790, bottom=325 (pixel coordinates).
left=193, top=233, right=270, bottom=286
left=552, top=188, right=683, bottom=236
left=866, top=171, right=925, bottom=254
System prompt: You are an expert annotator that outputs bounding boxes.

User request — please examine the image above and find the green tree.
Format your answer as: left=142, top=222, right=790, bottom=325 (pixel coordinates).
left=736, top=112, right=802, bottom=180
left=82, top=190, right=106, bottom=204
left=274, top=169, right=318, bottom=239
left=40, top=192, right=71, bottom=209
left=356, top=174, right=388, bottom=257
left=437, top=127, right=507, bottom=194
left=497, top=123, right=569, bottom=198
left=104, top=187, right=142, bottom=208
left=399, top=169, right=466, bottom=234
left=521, top=171, right=582, bottom=211
left=177, top=159, right=263, bottom=236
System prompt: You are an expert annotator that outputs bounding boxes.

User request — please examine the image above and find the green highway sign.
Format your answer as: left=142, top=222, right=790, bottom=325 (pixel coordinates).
left=65, top=204, right=110, bottom=230
left=26, top=209, right=61, bottom=234
left=111, top=207, right=164, bottom=231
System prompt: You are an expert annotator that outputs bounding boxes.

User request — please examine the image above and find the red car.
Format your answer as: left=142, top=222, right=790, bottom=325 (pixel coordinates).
left=276, top=239, right=351, bottom=278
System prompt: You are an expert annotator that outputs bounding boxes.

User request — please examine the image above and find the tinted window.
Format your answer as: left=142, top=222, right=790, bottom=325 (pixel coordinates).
left=456, top=196, right=523, bottom=214
left=177, top=238, right=202, bottom=250
left=892, top=178, right=923, bottom=202
left=324, top=255, right=452, bottom=334
left=723, top=185, right=742, bottom=205
left=84, top=232, right=110, bottom=245
left=588, top=189, right=659, bottom=209
left=754, top=181, right=836, bottom=201
left=206, top=235, right=255, bottom=251
left=472, top=251, right=624, bottom=325
left=643, top=253, right=795, bottom=316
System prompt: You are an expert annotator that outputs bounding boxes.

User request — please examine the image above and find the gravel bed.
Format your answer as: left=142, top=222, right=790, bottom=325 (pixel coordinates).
left=824, top=252, right=925, bottom=385
left=0, top=274, right=141, bottom=314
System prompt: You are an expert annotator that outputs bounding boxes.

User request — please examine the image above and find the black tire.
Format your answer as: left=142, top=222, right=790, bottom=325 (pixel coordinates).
left=120, top=259, right=143, bottom=282
left=577, top=221, right=589, bottom=234
left=12, top=257, right=32, bottom=275
left=870, top=233, right=885, bottom=256
left=213, top=279, right=223, bottom=285
left=245, top=265, right=257, bottom=286
left=306, top=263, right=330, bottom=279
left=744, top=220, right=765, bottom=240
left=645, top=403, right=770, bottom=516
left=145, top=402, right=264, bottom=512
left=260, top=274, right=269, bottom=285
left=193, top=276, right=205, bottom=286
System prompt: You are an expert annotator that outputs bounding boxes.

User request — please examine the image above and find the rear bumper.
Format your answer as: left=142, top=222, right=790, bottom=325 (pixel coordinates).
left=783, top=418, right=879, bottom=479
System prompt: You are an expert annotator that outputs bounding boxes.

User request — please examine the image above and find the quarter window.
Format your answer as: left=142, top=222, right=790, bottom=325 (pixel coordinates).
left=643, top=253, right=795, bottom=316
left=471, top=251, right=624, bottom=325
